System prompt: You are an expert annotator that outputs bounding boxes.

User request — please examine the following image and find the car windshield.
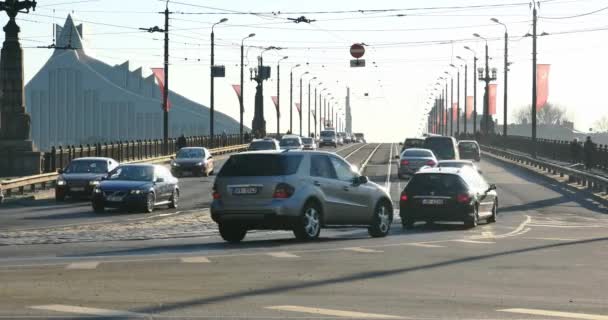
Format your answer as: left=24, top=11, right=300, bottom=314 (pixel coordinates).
left=301, top=138, right=313, bottom=144
left=176, top=149, right=204, bottom=159
left=64, top=160, right=108, bottom=174
left=321, top=131, right=335, bottom=138
left=424, top=138, right=455, bottom=160
left=403, top=150, right=433, bottom=158
left=459, top=142, right=478, bottom=151
left=109, top=166, right=154, bottom=181
left=248, top=141, right=276, bottom=150
left=438, top=162, right=472, bottom=168
left=280, top=138, right=301, bottom=146
left=406, top=173, right=467, bottom=195
left=404, top=139, right=424, bottom=148
left=219, top=154, right=303, bottom=176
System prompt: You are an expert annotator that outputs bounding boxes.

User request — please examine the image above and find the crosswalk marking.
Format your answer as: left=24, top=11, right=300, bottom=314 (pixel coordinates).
left=266, top=305, right=405, bottom=319
left=345, top=247, right=383, bottom=253
left=267, top=252, right=300, bottom=258
left=499, top=308, right=608, bottom=320
left=30, top=305, right=143, bottom=317
left=180, top=256, right=210, bottom=263
left=65, top=262, right=99, bottom=270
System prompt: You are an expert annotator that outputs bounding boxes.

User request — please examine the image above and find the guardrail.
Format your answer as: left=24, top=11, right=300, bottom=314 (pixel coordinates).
left=0, top=144, right=248, bottom=199
left=481, top=144, right=608, bottom=195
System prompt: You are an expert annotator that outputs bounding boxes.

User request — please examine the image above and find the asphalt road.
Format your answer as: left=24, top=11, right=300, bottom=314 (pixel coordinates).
left=1, top=143, right=607, bottom=319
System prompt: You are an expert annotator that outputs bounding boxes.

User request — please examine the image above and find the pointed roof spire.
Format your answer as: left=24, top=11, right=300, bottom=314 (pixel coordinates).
left=54, top=14, right=84, bottom=53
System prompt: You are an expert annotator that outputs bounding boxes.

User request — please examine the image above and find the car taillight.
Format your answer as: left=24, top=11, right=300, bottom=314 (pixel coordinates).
left=273, top=183, right=295, bottom=199
left=401, top=160, right=409, bottom=166
left=212, top=184, right=221, bottom=200
left=426, top=160, right=436, bottom=166
left=456, top=193, right=471, bottom=204
left=400, top=194, right=408, bottom=202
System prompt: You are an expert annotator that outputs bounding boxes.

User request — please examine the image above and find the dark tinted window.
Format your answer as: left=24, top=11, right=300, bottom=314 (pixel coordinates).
left=310, top=155, right=337, bottom=179
left=406, top=173, right=467, bottom=195
left=219, top=154, right=303, bottom=177
left=109, top=166, right=154, bottom=181
left=321, top=131, right=336, bottom=138
left=404, top=139, right=424, bottom=149
left=248, top=141, right=277, bottom=150
left=424, top=137, right=456, bottom=160
left=65, top=160, right=108, bottom=174
left=403, top=149, right=433, bottom=157
left=301, top=138, right=313, bottom=144
left=176, top=148, right=204, bottom=159
left=459, top=142, right=479, bottom=151
left=280, top=138, right=301, bottom=147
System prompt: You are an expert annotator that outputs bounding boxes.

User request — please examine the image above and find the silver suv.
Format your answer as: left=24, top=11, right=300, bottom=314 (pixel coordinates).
left=211, top=150, right=393, bottom=243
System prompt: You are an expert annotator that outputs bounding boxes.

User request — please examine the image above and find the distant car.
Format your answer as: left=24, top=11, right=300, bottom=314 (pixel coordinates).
left=343, top=134, right=352, bottom=144
left=400, top=138, right=425, bottom=153
left=337, top=133, right=344, bottom=146
left=319, top=130, right=338, bottom=147
left=301, top=137, right=317, bottom=150
left=247, top=139, right=280, bottom=151
left=437, top=160, right=481, bottom=174
left=170, top=147, right=214, bottom=177
left=354, top=133, right=366, bottom=143
left=399, top=166, right=497, bottom=229
left=211, top=151, right=393, bottom=243
left=279, top=136, right=304, bottom=150
left=397, top=148, right=437, bottom=179
left=92, top=164, right=179, bottom=213
left=423, top=136, right=460, bottom=160
left=55, top=157, right=119, bottom=201
left=458, top=140, right=481, bottom=162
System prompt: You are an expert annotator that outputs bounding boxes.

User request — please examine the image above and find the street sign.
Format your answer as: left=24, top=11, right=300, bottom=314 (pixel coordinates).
left=350, top=43, right=365, bottom=59
left=211, top=65, right=225, bottom=78
left=350, top=59, right=366, bottom=68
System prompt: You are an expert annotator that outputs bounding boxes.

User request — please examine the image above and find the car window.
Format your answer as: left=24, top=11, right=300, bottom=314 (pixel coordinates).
left=459, top=142, right=479, bottom=151
left=403, top=149, right=433, bottom=157
left=219, top=154, right=303, bottom=177
left=280, top=138, right=301, bottom=147
left=301, top=138, right=313, bottom=144
left=64, top=160, right=108, bottom=174
left=157, top=166, right=173, bottom=180
left=320, top=131, right=336, bottom=138
left=329, top=157, right=356, bottom=182
left=176, top=149, right=204, bottom=159
left=248, top=141, right=276, bottom=150
left=460, top=169, right=486, bottom=190
left=438, top=162, right=471, bottom=169
left=406, top=173, right=467, bottom=195
left=109, top=166, right=154, bottom=181
left=310, top=155, right=337, bottom=179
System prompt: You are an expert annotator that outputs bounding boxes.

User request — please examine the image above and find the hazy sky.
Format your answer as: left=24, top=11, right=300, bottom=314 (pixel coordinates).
left=14, top=0, right=608, bottom=142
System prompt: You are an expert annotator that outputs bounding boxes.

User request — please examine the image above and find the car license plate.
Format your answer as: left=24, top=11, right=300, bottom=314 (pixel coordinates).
left=106, top=195, right=123, bottom=202
left=70, top=187, right=85, bottom=192
left=232, top=187, right=258, bottom=195
left=422, top=199, right=444, bottom=205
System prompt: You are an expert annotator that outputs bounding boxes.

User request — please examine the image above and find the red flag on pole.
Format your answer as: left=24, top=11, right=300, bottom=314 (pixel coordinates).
left=536, top=64, right=551, bottom=111
left=232, top=84, right=242, bottom=99
left=151, top=68, right=171, bottom=111
left=295, top=103, right=301, bottom=114
left=466, top=96, right=473, bottom=119
left=489, top=84, right=497, bottom=115
left=271, top=96, right=279, bottom=116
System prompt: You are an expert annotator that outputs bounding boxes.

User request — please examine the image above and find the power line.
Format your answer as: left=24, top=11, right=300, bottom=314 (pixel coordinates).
left=540, top=5, right=608, bottom=19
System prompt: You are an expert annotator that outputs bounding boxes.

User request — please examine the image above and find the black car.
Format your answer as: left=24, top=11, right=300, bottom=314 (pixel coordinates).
left=55, top=157, right=119, bottom=201
left=170, top=147, right=214, bottom=177
left=92, top=164, right=179, bottom=213
left=458, top=140, right=481, bottom=162
left=399, top=166, right=497, bottom=228
left=423, top=136, right=460, bottom=160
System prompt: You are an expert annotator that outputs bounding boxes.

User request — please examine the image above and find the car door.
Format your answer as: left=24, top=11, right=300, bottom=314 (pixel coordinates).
left=328, top=156, right=371, bottom=224
left=309, top=154, right=342, bottom=224
left=154, top=166, right=171, bottom=201
left=204, top=148, right=214, bottom=173
left=475, top=173, right=495, bottom=216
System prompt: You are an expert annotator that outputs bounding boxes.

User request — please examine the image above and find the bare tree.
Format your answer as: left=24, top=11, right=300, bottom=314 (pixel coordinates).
left=513, top=107, right=529, bottom=124
left=594, top=116, right=608, bottom=133
left=537, top=103, right=567, bottom=125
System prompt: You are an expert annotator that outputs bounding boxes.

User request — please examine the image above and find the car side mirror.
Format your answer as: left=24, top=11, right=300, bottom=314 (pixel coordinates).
left=57, top=169, right=64, bottom=174
left=487, top=184, right=496, bottom=192
left=354, top=175, right=368, bottom=185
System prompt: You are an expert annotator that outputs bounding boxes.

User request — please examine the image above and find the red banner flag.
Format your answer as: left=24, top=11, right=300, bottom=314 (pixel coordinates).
left=489, top=84, right=497, bottom=115
left=536, top=64, right=551, bottom=111
left=466, top=96, right=474, bottom=119
left=271, top=96, right=279, bottom=116
left=151, top=68, right=171, bottom=111
left=232, top=84, right=242, bottom=99
left=295, top=103, right=301, bottom=114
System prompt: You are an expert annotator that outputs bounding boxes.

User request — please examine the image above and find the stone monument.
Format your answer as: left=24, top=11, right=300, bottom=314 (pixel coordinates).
left=0, top=0, right=42, bottom=176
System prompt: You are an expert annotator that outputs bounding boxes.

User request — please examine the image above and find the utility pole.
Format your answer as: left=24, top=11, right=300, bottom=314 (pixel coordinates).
left=459, top=56, right=468, bottom=135
left=240, top=33, right=255, bottom=143
left=277, top=56, right=288, bottom=136
left=210, top=18, right=227, bottom=146
left=474, top=33, right=496, bottom=136
left=299, top=72, right=309, bottom=136
left=531, top=2, right=538, bottom=157
left=289, top=64, right=301, bottom=134
left=492, top=18, right=509, bottom=138
left=456, top=68, right=460, bottom=135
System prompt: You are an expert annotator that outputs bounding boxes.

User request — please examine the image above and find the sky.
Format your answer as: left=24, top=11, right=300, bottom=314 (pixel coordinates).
left=12, top=0, right=608, bottom=142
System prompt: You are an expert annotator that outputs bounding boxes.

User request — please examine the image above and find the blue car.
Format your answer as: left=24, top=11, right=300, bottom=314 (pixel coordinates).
left=92, top=164, right=179, bottom=213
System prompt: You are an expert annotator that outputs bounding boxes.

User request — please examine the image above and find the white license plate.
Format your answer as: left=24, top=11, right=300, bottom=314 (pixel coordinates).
left=422, top=199, right=444, bottom=205
left=232, top=187, right=258, bottom=195
left=70, top=187, right=85, bottom=192
left=106, top=195, right=123, bottom=202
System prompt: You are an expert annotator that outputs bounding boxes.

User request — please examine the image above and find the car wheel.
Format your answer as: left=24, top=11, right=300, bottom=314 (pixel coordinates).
left=169, top=189, right=179, bottom=209
left=145, top=192, right=155, bottom=213
left=368, top=201, right=393, bottom=237
left=218, top=223, right=247, bottom=243
left=293, top=202, right=321, bottom=241
left=465, top=205, right=479, bottom=228
left=55, top=189, right=66, bottom=202
left=92, top=201, right=104, bottom=213
left=487, top=201, right=497, bottom=223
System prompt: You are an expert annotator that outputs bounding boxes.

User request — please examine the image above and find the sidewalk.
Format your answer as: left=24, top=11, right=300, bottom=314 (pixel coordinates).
left=500, top=147, right=608, bottom=178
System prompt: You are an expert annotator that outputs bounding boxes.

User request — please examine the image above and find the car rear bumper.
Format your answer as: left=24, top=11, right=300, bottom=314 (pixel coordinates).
left=211, top=200, right=302, bottom=228
left=400, top=204, right=475, bottom=222
left=171, top=165, right=205, bottom=175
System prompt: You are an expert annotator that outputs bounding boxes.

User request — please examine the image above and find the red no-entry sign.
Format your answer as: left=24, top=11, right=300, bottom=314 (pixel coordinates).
left=350, top=43, right=365, bottom=59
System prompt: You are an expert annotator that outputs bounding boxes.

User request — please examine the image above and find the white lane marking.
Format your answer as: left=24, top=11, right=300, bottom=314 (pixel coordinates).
left=452, top=239, right=495, bottom=244
left=360, top=143, right=382, bottom=174
left=65, top=262, right=99, bottom=270
left=386, top=143, right=393, bottom=191
left=499, top=308, right=608, bottom=320
left=523, top=237, right=580, bottom=241
left=345, top=247, right=383, bottom=253
left=471, top=215, right=531, bottom=240
left=29, top=305, right=144, bottom=317
left=180, top=256, right=210, bottom=263
left=267, top=252, right=300, bottom=258
left=344, top=144, right=368, bottom=159
left=266, top=305, right=405, bottom=319
left=528, top=224, right=602, bottom=228
left=404, top=242, right=445, bottom=248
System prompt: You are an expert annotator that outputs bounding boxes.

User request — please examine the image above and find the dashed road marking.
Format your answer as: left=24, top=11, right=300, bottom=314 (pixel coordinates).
left=266, top=305, right=405, bottom=319
left=345, top=247, right=383, bottom=253
left=453, top=239, right=495, bottom=244
left=523, top=237, right=580, bottom=241
left=499, top=308, right=608, bottom=320
left=404, top=242, right=445, bottom=248
left=29, top=305, right=144, bottom=317
left=181, top=256, right=210, bottom=263
left=267, top=252, right=300, bottom=258
left=65, top=261, right=99, bottom=270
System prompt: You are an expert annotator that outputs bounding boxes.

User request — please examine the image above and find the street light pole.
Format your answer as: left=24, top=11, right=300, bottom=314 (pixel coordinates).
left=299, top=72, right=309, bottom=136
left=277, top=56, right=288, bottom=136
left=465, top=46, right=478, bottom=136
left=492, top=18, right=509, bottom=137
left=308, top=77, right=317, bottom=137
left=531, top=4, right=538, bottom=157
left=240, top=33, right=255, bottom=143
left=474, top=33, right=496, bottom=136
left=210, top=18, right=228, bottom=146
left=289, top=64, right=301, bottom=134
left=457, top=56, right=467, bottom=136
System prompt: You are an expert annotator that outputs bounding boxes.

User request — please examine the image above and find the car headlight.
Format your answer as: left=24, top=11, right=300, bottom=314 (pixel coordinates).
left=94, top=188, right=102, bottom=194
left=89, top=180, right=100, bottom=186
left=171, top=161, right=179, bottom=167
left=129, top=190, right=143, bottom=195
left=56, top=179, right=66, bottom=186
left=196, top=162, right=203, bottom=166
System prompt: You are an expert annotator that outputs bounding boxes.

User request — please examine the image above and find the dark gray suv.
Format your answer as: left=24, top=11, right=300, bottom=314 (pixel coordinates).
left=211, top=151, right=393, bottom=243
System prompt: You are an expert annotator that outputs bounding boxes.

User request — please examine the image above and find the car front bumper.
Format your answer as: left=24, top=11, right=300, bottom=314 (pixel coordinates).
left=93, top=193, right=148, bottom=209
